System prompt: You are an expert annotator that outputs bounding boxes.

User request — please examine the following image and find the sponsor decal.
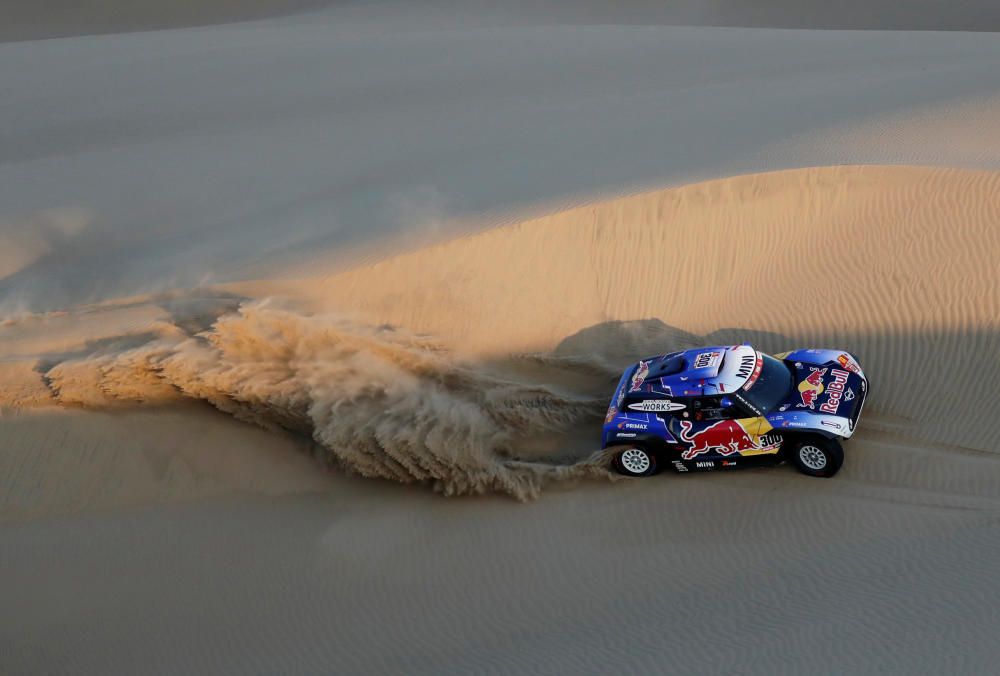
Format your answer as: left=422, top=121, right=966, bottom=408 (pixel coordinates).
left=605, top=406, right=618, bottom=423
left=742, top=352, right=764, bottom=390
left=758, top=432, right=783, bottom=449
left=672, top=460, right=688, bottom=472
left=819, top=368, right=850, bottom=414
left=736, top=353, right=757, bottom=378
left=693, top=351, right=723, bottom=370
left=844, top=388, right=855, bottom=401
left=616, top=433, right=636, bottom=438
left=722, top=460, right=736, bottom=467
left=696, top=461, right=714, bottom=469
left=796, top=367, right=827, bottom=409
left=628, top=400, right=686, bottom=412
left=678, top=419, right=755, bottom=459
left=629, top=360, right=650, bottom=392
left=618, top=422, right=649, bottom=430
left=732, top=391, right=762, bottom=417
left=837, top=353, right=862, bottom=375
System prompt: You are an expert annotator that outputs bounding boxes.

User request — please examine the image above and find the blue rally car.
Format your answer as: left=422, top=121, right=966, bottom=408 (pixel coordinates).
left=603, top=345, right=868, bottom=478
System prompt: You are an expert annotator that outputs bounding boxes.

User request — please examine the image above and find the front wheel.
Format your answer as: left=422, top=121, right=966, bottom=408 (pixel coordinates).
left=786, top=436, right=844, bottom=478
left=613, top=447, right=657, bottom=477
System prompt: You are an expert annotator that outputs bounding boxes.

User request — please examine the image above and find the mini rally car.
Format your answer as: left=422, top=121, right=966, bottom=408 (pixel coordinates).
left=603, top=345, right=868, bottom=478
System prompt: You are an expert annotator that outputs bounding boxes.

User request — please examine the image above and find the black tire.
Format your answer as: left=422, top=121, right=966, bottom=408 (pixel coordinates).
left=613, top=447, right=658, bottom=477
left=785, top=436, right=844, bottom=478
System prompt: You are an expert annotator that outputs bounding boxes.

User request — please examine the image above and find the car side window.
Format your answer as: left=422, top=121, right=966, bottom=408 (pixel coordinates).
left=667, top=416, right=685, bottom=439
left=693, top=397, right=738, bottom=421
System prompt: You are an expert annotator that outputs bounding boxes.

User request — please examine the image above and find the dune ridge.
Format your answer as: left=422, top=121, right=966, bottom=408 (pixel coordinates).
left=295, top=165, right=1000, bottom=452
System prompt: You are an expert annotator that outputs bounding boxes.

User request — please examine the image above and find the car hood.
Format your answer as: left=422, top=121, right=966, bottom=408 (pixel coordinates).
left=780, top=359, right=866, bottom=420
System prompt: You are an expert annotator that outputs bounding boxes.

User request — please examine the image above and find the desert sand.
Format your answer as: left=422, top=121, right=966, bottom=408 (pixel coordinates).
left=2, top=1, right=1000, bottom=674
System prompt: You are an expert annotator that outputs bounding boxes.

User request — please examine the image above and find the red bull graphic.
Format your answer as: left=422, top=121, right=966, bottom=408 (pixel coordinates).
left=819, top=368, right=850, bottom=414
left=629, top=360, right=650, bottom=392
left=796, top=367, right=827, bottom=409
left=678, top=419, right=757, bottom=459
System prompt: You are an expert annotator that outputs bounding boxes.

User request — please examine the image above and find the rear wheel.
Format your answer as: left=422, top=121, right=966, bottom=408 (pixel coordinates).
left=613, top=447, right=657, bottom=477
left=786, top=436, right=843, bottom=478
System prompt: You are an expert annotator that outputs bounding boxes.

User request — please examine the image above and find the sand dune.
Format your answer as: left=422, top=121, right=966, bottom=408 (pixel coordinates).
left=0, top=0, right=331, bottom=42
left=299, top=0, right=1000, bottom=31
left=4, top=164, right=997, bottom=509
left=4, top=20, right=1000, bottom=313
left=10, top=0, right=1000, bottom=41
left=299, top=165, right=1000, bottom=452
left=3, top=1, right=1000, bottom=674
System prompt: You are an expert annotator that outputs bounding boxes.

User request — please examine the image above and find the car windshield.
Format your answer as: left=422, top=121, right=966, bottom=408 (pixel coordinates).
left=738, top=354, right=793, bottom=414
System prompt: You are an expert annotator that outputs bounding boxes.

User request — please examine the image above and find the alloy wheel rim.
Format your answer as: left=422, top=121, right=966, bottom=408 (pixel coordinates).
left=799, top=445, right=828, bottom=471
left=620, top=448, right=651, bottom=474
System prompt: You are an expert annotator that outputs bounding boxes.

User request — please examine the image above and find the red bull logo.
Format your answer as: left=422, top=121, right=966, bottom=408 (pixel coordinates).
left=819, top=368, right=850, bottom=414
left=796, top=367, right=827, bottom=409
left=629, top=360, right=650, bottom=392
left=678, top=419, right=756, bottom=459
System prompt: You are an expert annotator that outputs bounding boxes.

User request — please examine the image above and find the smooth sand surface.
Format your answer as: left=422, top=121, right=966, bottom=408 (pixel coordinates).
left=2, top=1, right=1000, bottom=674
left=317, top=0, right=1000, bottom=32
left=4, top=19, right=1000, bottom=313
left=0, top=0, right=333, bottom=42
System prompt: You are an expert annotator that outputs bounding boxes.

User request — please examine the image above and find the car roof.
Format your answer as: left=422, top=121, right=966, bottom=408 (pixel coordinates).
left=628, top=344, right=762, bottom=398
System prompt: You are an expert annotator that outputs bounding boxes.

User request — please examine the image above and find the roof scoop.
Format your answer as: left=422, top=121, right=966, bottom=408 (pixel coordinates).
left=648, top=355, right=687, bottom=378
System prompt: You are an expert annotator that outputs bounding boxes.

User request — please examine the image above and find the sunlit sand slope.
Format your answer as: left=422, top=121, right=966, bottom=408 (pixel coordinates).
left=301, top=165, right=1000, bottom=452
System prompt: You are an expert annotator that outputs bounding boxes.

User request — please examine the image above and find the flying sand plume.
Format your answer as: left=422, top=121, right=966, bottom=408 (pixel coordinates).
left=38, top=301, right=615, bottom=500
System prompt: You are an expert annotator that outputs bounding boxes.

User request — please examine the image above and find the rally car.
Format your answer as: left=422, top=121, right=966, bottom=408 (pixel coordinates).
left=603, top=344, right=867, bottom=478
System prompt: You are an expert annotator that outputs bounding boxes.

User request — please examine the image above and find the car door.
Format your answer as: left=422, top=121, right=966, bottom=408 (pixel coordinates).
left=672, top=399, right=763, bottom=462
left=737, top=416, right=783, bottom=456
